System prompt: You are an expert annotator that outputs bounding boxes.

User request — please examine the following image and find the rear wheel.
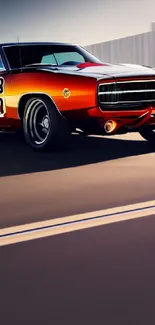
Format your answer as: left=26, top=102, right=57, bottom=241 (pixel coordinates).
left=23, top=96, right=70, bottom=151
left=139, top=129, right=155, bottom=143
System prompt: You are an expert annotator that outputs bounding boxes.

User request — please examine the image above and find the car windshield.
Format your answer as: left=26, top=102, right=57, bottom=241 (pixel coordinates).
left=3, top=44, right=102, bottom=69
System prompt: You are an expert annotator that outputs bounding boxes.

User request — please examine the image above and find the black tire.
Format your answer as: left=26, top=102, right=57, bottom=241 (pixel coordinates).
left=139, top=129, right=155, bottom=143
left=23, top=96, right=70, bottom=151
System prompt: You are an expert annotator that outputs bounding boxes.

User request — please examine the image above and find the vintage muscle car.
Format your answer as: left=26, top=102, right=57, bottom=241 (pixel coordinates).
left=1, top=42, right=155, bottom=151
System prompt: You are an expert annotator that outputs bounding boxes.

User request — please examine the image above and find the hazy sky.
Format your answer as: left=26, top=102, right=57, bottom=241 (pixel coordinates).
left=0, top=0, right=155, bottom=45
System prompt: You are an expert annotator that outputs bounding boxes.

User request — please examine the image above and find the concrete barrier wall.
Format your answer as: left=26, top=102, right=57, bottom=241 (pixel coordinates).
left=85, top=30, right=155, bottom=67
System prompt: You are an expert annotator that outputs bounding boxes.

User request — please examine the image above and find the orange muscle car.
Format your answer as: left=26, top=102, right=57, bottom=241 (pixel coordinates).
left=1, top=42, right=155, bottom=151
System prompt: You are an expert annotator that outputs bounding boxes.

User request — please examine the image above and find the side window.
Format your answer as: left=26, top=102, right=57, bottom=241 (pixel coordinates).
left=0, top=57, right=5, bottom=70
left=41, top=54, right=57, bottom=65
left=54, top=52, right=85, bottom=65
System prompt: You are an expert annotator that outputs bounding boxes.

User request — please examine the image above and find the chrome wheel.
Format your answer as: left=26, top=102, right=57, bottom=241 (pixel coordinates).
left=23, top=96, right=70, bottom=151
left=25, top=99, right=50, bottom=145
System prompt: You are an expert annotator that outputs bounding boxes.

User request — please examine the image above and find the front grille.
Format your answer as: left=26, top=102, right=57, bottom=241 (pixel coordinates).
left=98, top=79, right=155, bottom=109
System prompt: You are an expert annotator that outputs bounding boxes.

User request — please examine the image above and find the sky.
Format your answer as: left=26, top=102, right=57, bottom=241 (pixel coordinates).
left=0, top=0, right=155, bottom=46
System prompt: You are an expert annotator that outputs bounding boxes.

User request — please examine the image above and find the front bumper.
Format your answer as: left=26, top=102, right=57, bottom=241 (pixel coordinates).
left=87, top=105, right=155, bottom=134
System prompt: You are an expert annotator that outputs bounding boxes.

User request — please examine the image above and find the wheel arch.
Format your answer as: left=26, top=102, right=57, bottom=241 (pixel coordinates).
left=18, top=92, right=63, bottom=120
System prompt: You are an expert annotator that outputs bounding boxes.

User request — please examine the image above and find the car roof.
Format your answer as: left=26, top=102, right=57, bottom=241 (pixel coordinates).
left=0, top=42, right=75, bottom=47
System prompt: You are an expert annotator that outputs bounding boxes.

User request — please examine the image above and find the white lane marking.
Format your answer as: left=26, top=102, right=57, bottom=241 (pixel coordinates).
left=1, top=200, right=155, bottom=246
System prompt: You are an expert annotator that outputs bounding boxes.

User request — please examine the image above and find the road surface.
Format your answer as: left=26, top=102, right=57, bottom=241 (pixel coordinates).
left=0, top=131, right=155, bottom=228
left=1, top=131, right=155, bottom=324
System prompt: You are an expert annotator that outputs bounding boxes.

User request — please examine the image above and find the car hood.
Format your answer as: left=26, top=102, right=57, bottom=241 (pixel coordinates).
left=39, top=62, right=155, bottom=80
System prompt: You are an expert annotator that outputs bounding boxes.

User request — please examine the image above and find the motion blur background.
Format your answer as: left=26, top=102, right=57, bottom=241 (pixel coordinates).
left=0, top=0, right=155, bottom=66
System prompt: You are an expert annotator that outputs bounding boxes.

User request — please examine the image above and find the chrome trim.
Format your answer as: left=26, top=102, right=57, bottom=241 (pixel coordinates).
left=99, top=89, right=155, bottom=95
left=99, top=82, right=116, bottom=86
left=99, top=100, right=155, bottom=104
left=98, top=79, right=155, bottom=105
left=138, top=111, right=149, bottom=119
left=99, top=79, right=155, bottom=86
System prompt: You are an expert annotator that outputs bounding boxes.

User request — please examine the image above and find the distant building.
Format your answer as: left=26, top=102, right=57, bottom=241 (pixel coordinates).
left=85, top=23, right=155, bottom=67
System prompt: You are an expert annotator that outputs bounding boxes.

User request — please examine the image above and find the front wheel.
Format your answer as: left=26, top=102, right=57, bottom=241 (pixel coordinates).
left=139, top=128, right=155, bottom=143
left=23, top=96, right=70, bottom=151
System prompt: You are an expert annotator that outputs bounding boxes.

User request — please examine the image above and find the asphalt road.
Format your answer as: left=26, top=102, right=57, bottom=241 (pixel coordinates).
left=1, top=131, right=155, bottom=324
left=1, top=215, right=155, bottom=325
left=0, top=131, right=155, bottom=228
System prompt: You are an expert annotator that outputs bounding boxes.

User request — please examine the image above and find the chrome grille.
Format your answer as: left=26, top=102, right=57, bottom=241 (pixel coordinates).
left=98, top=80, right=155, bottom=105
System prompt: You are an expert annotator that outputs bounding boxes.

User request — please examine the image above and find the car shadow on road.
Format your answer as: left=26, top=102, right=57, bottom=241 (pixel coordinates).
left=0, top=132, right=154, bottom=177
